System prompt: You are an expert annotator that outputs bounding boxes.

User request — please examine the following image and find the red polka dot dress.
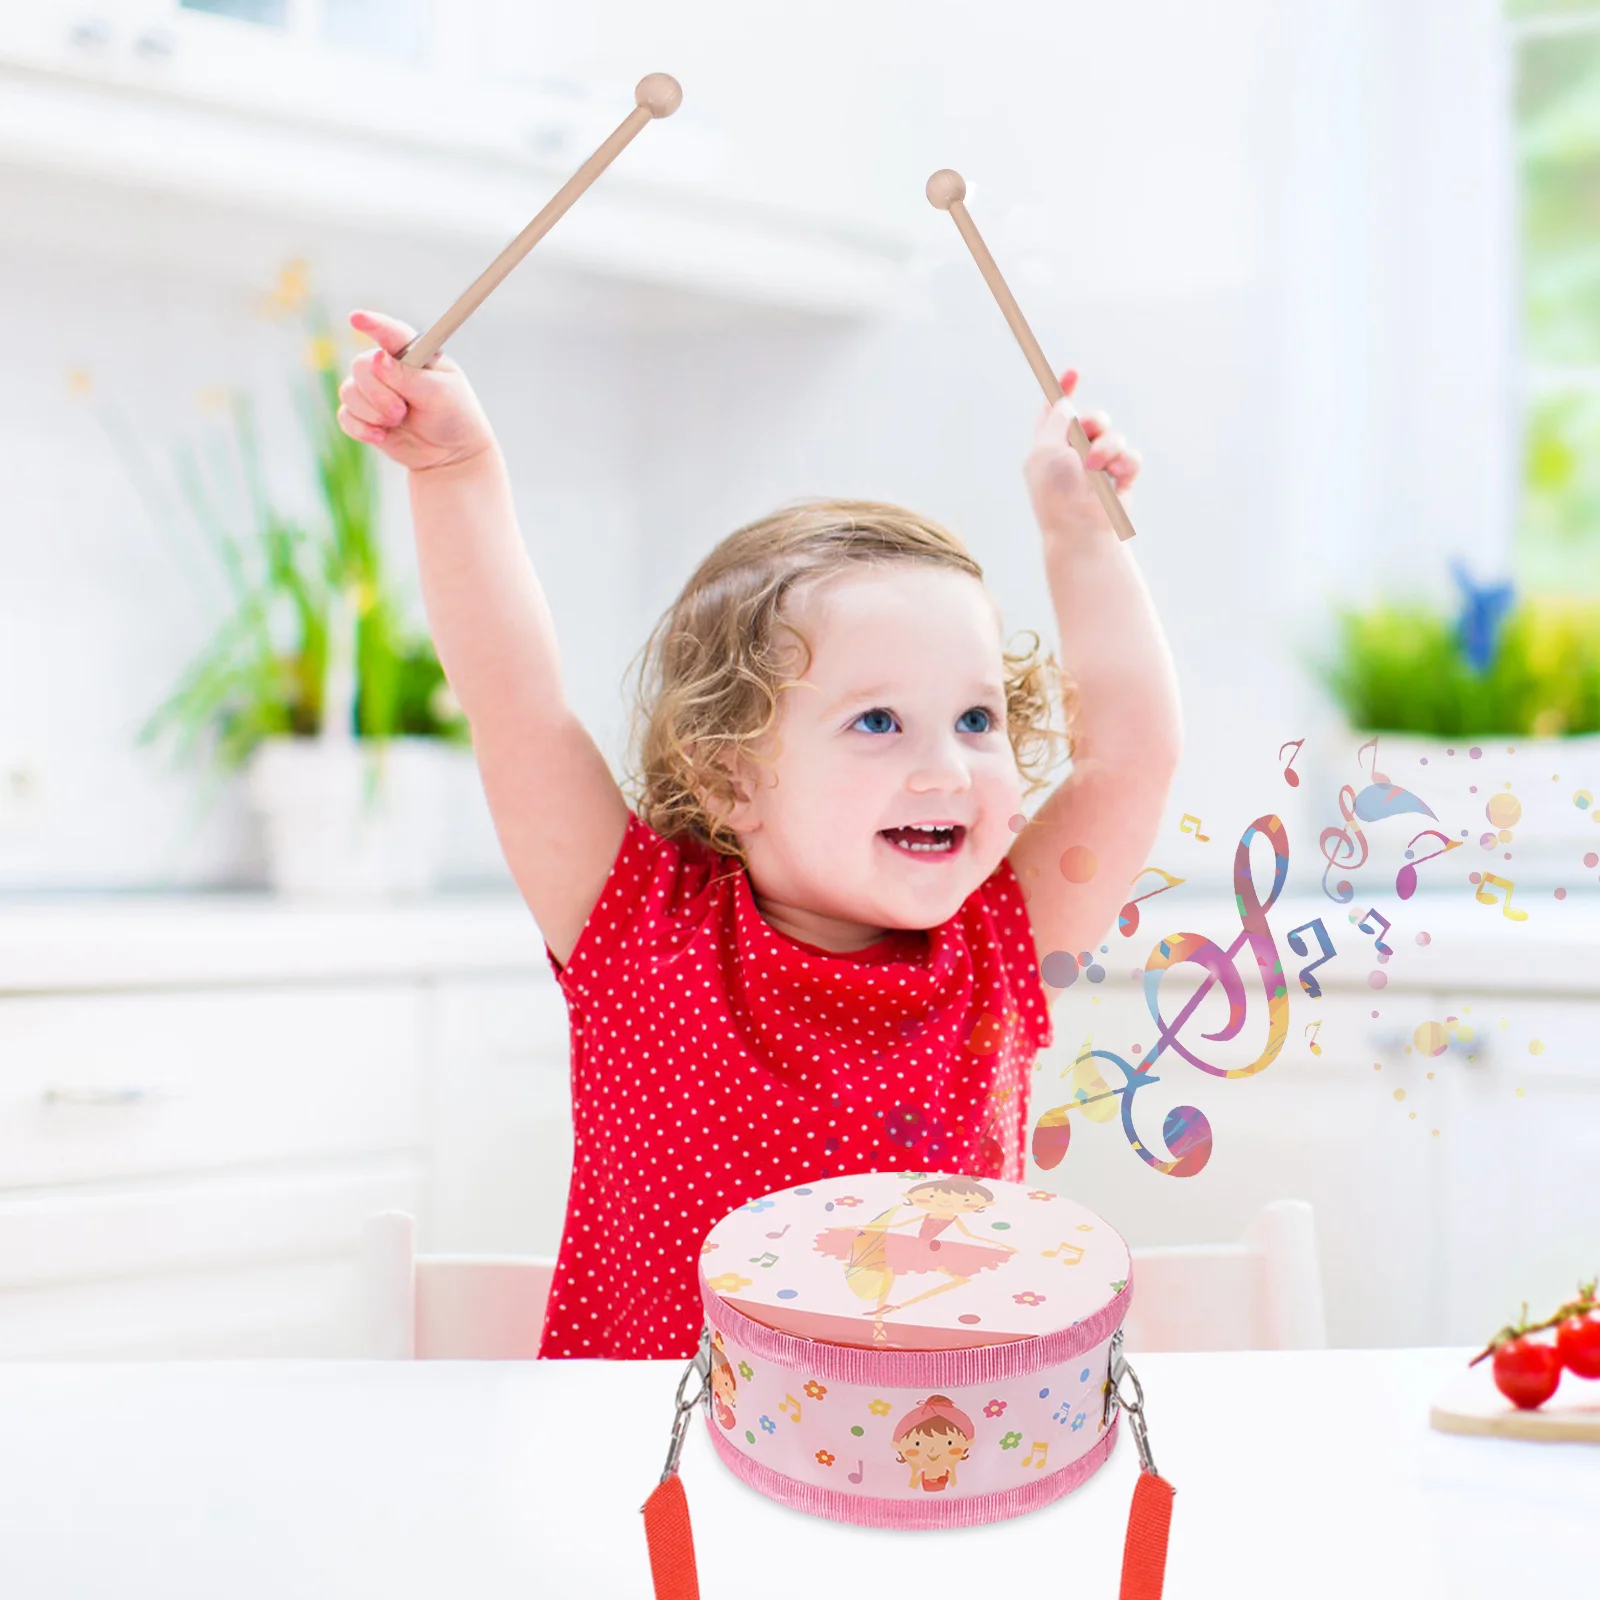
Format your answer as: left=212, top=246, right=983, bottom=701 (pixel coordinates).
left=535, top=811, right=1055, bottom=1360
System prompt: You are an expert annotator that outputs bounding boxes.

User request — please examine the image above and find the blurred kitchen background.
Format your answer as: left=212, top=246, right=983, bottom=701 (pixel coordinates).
left=0, top=0, right=1595, bottom=1359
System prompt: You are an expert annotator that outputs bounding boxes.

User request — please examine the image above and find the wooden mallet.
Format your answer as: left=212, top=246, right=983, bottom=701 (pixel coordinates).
left=926, top=169, right=1137, bottom=542
left=397, top=73, right=683, bottom=369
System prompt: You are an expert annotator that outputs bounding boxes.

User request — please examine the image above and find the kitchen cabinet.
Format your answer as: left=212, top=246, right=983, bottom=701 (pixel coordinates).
left=0, top=2, right=909, bottom=318
left=0, top=896, right=567, bottom=1358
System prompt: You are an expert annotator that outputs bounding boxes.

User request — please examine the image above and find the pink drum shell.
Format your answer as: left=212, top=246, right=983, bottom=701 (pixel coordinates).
left=696, top=1171, right=1134, bottom=1529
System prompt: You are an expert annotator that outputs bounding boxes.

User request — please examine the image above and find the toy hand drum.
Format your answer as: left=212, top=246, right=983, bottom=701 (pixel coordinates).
left=692, top=1169, right=1137, bottom=1529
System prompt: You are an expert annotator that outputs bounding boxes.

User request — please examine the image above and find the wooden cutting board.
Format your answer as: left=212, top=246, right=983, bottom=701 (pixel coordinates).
left=1430, top=1357, right=1600, bottom=1443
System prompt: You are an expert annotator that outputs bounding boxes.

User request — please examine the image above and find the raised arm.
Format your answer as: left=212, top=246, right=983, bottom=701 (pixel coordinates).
left=338, top=311, right=628, bottom=964
left=1008, top=379, right=1183, bottom=980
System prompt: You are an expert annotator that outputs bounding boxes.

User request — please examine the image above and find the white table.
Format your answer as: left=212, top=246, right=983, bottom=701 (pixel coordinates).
left=0, top=1350, right=1592, bottom=1598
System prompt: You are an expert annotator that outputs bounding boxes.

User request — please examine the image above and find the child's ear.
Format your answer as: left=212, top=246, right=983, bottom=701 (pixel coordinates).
left=698, top=747, right=761, bottom=833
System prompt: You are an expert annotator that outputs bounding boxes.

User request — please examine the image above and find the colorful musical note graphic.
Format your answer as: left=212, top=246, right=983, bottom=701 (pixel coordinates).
left=1394, top=829, right=1463, bottom=901
left=1022, top=1440, right=1050, bottom=1469
left=1034, top=814, right=1297, bottom=1182
left=766, top=1224, right=791, bottom=1240
left=1355, top=734, right=1390, bottom=786
left=1278, top=738, right=1304, bottom=788
left=749, top=1251, right=779, bottom=1268
left=1041, top=1240, right=1086, bottom=1264
left=1357, top=908, right=1394, bottom=958
left=1118, top=866, right=1186, bottom=937
left=1304, top=1021, right=1322, bottom=1056
left=1319, top=785, right=1369, bottom=904
left=1353, top=782, right=1438, bottom=824
left=779, top=1394, right=802, bottom=1424
left=1029, top=1038, right=1120, bottom=1168
left=1474, top=873, right=1528, bottom=922
left=848, top=1460, right=864, bottom=1484
left=1286, top=918, right=1336, bottom=999
left=1179, top=813, right=1211, bottom=842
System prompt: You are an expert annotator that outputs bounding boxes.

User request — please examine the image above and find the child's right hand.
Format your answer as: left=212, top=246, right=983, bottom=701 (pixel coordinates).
left=336, top=309, right=498, bottom=474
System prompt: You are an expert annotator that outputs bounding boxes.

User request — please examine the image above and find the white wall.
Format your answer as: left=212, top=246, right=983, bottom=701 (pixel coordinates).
left=0, top=0, right=1517, bottom=893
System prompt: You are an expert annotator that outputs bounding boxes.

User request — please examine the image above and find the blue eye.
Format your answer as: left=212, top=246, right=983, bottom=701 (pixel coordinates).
left=849, top=707, right=1000, bottom=735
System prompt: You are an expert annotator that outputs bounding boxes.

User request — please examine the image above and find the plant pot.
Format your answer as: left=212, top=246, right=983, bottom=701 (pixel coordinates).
left=1317, top=728, right=1600, bottom=895
left=245, top=735, right=453, bottom=898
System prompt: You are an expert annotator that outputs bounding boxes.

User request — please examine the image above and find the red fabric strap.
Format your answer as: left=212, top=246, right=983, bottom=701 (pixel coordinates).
left=1119, top=1471, right=1176, bottom=1600
left=642, top=1474, right=700, bottom=1600
left=644, top=1467, right=1173, bottom=1599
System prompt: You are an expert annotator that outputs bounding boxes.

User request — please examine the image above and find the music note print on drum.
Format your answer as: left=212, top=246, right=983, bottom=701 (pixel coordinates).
left=1021, top=1440, right=1050, bottom=1469
left=778, top=1393, right=802, bottom=1424
left=748, top=1251, right=779, bottom=1268
left=1041, top=1240, right=1086, bottom=1265
left=1179, top=813, right=1211, bottom=842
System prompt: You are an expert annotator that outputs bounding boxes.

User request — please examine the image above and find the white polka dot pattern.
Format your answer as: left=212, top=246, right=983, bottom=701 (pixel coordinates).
left=535, top=811, right=1056, bottom=1360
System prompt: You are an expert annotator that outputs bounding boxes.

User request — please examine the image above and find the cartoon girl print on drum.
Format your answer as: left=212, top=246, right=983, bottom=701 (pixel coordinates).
left=812, top=1176, right=1018, bottom=1335
left=892, top=1395, right=976, bottom=1492
left=709, top=1334, right=739, bottom=1430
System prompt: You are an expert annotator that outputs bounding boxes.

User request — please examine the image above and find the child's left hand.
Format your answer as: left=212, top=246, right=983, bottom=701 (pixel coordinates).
left=1024, top=369, right=1141, bottom=544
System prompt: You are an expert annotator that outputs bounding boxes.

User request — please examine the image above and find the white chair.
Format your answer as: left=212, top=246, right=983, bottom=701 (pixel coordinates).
left=362, top=1211, right=556, bottom=1359
left=361, top=1199, right=1325, bottom=1359
left=1121, top=1199, right=1328, bottom=1352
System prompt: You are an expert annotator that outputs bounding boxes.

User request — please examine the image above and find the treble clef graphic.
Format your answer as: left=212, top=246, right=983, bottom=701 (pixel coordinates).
left=1032, top=815, right=1294, bottom=1180
left=1319, top=783, right=1369, bottom=904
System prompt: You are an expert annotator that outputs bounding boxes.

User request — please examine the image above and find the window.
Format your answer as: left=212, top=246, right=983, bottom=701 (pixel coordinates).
left=1506, top=1, right=1600, bottom=593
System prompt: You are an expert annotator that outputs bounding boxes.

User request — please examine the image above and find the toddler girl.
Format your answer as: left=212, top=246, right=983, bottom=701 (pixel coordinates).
left=336, top=309, right=1181, bottom=1360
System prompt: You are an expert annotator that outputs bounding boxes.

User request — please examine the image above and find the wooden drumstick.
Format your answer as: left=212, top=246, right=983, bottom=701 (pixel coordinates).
left=926, top=169, right=1137, bottom=542
left=397, top=73, right=683, bottom=369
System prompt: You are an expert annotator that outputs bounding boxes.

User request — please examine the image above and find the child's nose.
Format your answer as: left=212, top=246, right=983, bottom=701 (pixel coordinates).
left=905, top=736, right=974, bottom=789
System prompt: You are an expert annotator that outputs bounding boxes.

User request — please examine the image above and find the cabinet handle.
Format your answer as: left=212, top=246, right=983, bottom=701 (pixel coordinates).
left=133, top=29, right=176, bottom=62
left=41, top=1086, right=180, bottom=1107
left=68, top=17, right=114, bottom=54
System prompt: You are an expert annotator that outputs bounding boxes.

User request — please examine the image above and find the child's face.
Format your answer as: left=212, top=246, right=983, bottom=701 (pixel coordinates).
left=716, top=567, right=1024, bottom=952
left=910, top=1187, right=988, bottom=1218
left=898, top=1428, right=968, bottom=1470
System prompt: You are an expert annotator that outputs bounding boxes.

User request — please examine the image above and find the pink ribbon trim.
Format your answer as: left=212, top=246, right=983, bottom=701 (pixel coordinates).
left=703, top=1408, right=1121, bottom=1529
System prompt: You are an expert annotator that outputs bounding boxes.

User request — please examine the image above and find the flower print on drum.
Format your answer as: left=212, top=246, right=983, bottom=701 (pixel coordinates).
left=892, top=1395, right=976, bottom=1492
left=813, top=1176, right=1018, bottom=1343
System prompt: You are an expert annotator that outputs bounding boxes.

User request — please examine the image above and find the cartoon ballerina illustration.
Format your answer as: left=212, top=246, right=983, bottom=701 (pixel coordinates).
left=813, top=1177, right=1019, bottom=1331
left=709, top=1338, right=738, bottom=1431
left=892, top=1394, right=975, bottom=1492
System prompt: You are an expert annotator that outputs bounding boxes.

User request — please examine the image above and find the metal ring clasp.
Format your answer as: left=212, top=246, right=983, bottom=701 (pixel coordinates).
left=649, top=1325, right=713, bottom=1500
left=1102, top=1328, right=1159, bottom=1477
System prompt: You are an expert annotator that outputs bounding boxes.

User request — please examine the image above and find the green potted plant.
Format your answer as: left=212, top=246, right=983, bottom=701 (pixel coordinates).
left=1307, top=562, right=1600, bottom=886
left=100, top=260, right=472, bottom=895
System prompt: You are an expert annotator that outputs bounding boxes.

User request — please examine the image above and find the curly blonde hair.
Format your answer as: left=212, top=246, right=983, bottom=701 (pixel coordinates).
left=619, top=498, right=1078, bottom=864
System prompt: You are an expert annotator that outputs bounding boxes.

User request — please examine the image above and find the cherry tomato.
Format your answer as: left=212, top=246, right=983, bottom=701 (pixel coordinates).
left=1556, top=1314, right=1600, bottom=1380
left=1492, top=1336, right=1563, bottom=1410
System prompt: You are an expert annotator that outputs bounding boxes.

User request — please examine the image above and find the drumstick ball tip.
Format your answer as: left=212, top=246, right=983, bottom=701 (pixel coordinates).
left=925, top=169, right=967, bottom=210
left=635, top=73, right=683, bottom=117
